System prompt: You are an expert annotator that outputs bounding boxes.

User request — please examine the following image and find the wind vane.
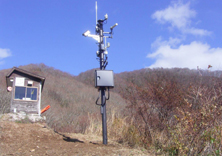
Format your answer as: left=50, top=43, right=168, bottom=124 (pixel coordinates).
left=82, top=1, right=118, bottom=145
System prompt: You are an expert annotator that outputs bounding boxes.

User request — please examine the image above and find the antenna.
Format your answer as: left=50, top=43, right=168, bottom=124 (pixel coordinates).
left=82, top=2, right=118, bottom=145
left=95, top=1, right=98, bottom=25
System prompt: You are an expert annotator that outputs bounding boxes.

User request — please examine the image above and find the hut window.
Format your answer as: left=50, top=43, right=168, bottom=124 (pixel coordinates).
left=26, top=88, right=37, bottom=100
left=15, top=87, right=26, bottom=100
left=15, top=86, right=37, bottom=101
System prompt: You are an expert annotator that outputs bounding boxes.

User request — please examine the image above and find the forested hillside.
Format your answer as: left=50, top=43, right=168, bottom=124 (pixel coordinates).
left=1, top=64, right=222, bottom=155
left=76, top=67, right=222, bottom=155
left=0, top=64, right=127, bottom=133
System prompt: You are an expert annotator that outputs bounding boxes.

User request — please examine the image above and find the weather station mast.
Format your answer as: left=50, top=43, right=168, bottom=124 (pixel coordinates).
left=82, top=2, right=118, bottom=145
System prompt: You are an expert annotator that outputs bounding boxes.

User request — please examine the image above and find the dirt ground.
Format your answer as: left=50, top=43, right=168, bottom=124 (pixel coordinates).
left=0, top=115, right=151, bottom=156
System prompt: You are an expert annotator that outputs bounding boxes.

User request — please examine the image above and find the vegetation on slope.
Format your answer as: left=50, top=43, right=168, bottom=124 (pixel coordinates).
left=0, top=64, right=127, bottom=133
left=1, top=64, right=222, bottom=155
left=77, top=67, right=222, bottom=155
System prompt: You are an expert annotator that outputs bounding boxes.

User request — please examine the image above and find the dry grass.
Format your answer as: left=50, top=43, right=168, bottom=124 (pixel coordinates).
left=1, top=64, right=222, bottom=155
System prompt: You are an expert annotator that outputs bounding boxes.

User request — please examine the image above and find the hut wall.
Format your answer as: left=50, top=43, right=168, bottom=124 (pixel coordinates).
left=10, top=72, right=41, bottom=114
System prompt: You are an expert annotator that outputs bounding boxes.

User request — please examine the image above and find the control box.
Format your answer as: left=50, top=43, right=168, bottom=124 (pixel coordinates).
left=95, top=70, right=114, bottom=88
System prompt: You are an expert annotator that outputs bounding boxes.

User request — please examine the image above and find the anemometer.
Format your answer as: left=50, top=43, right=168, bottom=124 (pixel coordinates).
left=82, top=1, right=118, bottom=145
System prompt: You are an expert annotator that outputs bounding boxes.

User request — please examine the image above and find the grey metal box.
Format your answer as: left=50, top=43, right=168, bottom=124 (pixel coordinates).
left=95, top=70, right=114, bottom=88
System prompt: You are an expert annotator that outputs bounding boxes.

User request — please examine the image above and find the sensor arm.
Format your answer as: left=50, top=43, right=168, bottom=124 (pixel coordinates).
left=110, top=23, right=118, bottom=30
left=109, top=23, right=118, bottom=38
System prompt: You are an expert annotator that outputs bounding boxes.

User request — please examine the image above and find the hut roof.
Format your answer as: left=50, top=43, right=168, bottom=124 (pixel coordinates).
left=6, top=67, right=46, bottom=90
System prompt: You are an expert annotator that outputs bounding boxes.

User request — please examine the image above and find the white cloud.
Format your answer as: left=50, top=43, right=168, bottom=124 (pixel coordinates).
left=151, top=36, right=182, bottom=49
left=152, top=2, right=195, bottom=28
left=183, top=27, right=211, bottom=36
left=0, top=48, right=11, bottom=59
left=151, top=1, right=211, bottom=36
left=147, top=1, right=220, bottom=70
left=147, top=41, right=222, bottom=70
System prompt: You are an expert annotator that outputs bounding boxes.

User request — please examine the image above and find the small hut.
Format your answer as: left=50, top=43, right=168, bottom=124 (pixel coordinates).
left=6, top=67, right=45, bottom=116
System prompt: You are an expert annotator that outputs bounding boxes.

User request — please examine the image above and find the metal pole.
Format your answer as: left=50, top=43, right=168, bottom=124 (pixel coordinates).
left=83, top=8, right=117, bottom=145
left=98, top=19, right=108, bottom=145
left=101, top=88, right=107, bottom=144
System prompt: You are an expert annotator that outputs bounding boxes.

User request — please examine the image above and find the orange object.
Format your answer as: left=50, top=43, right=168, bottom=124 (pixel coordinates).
left=41, top=105, right=50, bottom=114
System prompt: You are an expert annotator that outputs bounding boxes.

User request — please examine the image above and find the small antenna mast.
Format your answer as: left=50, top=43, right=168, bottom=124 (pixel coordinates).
left=82, top=2, right=118, bottom=145
left=95, top=1, right=98, bottom=25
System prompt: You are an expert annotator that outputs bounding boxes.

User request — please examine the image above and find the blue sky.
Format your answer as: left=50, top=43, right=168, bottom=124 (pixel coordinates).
left=1, top=0, right=222, bottom=75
